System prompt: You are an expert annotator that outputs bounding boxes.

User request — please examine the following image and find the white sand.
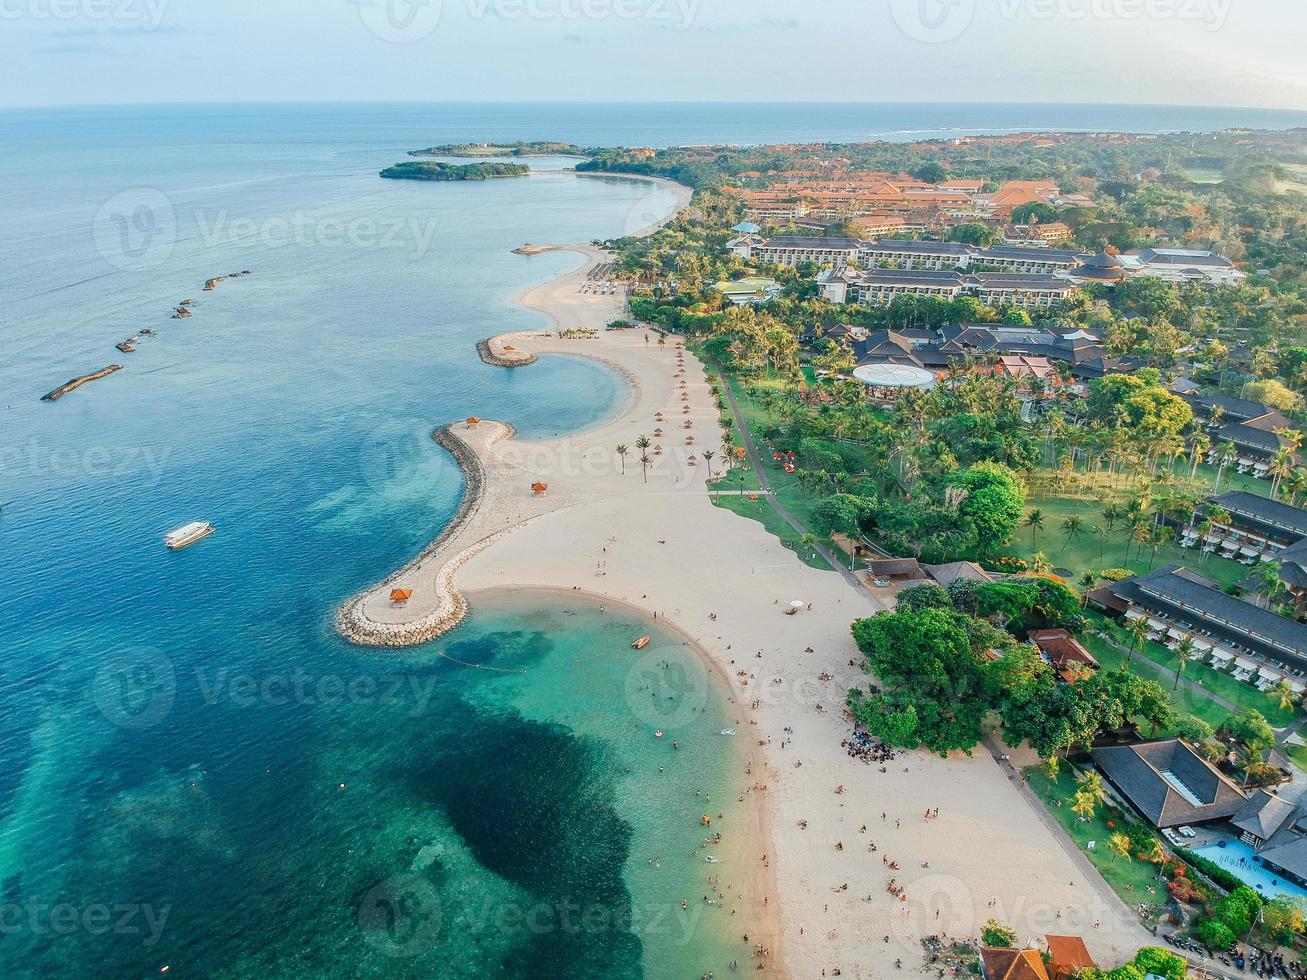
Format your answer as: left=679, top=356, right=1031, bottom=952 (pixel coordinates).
left=339, top=178, right=1156, bottom=974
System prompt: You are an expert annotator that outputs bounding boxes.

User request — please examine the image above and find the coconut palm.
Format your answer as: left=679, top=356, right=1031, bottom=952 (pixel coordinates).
left=1107, top=832, right=1133, bottom=863
left=1020, top=508, right=1047, bottom=548
left=1173, top=635, right=1197, bottom=692
left=1255, top=561, right=1287, bottom=611
left=1061, top=515, right=1085, bottom=549
left=638, top=454, right=652, bottom=483
left=1213, top=440, right=1238, bottom=492
left=701, top=449, right=716, bottom=477
left=1269, top=446, right=1297, bottom=501
left=1076, top=770, right=1107, bottom=809
left=1271, top=678, right=1298, bottom=714
left=1124, top=616, right=1151, bottom=673
left=616, top=444, right=629, bottom=474
left=1237, top=744, right=1276, bottom=789
left=1078, top=571, right=1098, bottom=608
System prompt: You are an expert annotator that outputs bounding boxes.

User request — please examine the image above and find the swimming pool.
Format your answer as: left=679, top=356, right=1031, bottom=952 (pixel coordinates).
left=1190, top=840, right=1307, bottom=902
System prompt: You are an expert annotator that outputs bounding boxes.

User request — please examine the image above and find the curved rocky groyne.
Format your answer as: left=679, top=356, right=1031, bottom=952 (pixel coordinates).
left=476, top=338, right=538, bottom=368
left=336, top=421, right=515, bottom=647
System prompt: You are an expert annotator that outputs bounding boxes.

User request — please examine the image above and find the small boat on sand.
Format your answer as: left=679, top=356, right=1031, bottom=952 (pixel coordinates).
left=631, top=635, right=650, bottom=650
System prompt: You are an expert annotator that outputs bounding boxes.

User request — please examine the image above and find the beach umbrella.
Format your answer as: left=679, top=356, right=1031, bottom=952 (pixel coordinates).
left=790, top=600, right=804, bottom=609
left=465, top=416, right=480, bottom=427
left=390, top=588, right=413, bottom=605
left=531, top=482, right=548, bottom=495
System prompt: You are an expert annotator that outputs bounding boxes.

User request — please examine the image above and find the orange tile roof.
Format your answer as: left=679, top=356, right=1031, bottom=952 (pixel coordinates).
left=982, top=948, right=1051, bottom=980
left=1045, top=936, right=1095, bottom=980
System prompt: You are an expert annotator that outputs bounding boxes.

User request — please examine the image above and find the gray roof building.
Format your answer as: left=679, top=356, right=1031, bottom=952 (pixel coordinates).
left=1091, top=739, right=1248, bottom=828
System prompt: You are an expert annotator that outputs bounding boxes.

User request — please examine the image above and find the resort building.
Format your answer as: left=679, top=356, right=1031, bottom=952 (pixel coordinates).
left=730, top=234, right=1088, bottom=276
left=1045, top=936, right=1096, bottom=980
left=1230, top=790, right=1307, bottom=888
left=1191, top=491, right=1307, bottom=562
left=980, top=948, right=1051, bottom=980
left=1117, top=247, right=1246, bottom=286
left=816, top=268, right=1080, bottom=310
left=726, top=234, right=864, bottom=268
left=714, top=277, right=783, bottom=306
left=1002, top=222, right=1074, bottom=246
left=1027, top=629, right=1099, bottom=683
left=1096, top=565, right=1307, bottom=686
left=1091, top=738, right=1249, bottom=829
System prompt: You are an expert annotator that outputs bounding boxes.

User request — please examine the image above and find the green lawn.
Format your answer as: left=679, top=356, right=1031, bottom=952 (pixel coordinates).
left=1025, top=766, right=1170, bottom=904
left=1287, top=744, right=1307, bottom=771
left=1086, top=611, right=1300, bottom=729
left=1014, top=489, right=1251, bottom=592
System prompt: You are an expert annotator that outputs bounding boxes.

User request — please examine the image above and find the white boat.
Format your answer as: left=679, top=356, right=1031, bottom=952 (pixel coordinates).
left=165, top=521, right=214, bottom=550
left=718, top=729, right=736, bottom=736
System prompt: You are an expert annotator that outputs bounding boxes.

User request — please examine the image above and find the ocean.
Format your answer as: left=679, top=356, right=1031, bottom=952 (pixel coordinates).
left=1, top=101, right=1305, bottom=977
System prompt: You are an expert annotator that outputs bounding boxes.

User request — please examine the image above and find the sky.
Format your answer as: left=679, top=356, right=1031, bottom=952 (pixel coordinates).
left=3, top=0, right=1307, bottom=109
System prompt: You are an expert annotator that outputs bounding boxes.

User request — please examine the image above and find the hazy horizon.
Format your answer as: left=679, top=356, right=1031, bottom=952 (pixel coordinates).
left=4, top=0, right=1306, bottom=112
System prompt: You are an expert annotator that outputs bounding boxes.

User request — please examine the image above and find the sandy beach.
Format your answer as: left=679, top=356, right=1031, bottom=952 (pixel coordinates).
left=337, top=177, right=1157, bottom=975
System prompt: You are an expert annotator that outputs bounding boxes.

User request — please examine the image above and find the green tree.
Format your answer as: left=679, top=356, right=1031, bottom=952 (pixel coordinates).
left=980, top=919, right=1017, bottom=948
left=1026, top=508, right=1045, bottom=546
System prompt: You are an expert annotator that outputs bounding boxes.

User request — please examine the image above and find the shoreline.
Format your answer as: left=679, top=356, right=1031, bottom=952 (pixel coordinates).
left=464, top=583, right=785, bottom=971
left=336, top=170, right=1154, bottom=976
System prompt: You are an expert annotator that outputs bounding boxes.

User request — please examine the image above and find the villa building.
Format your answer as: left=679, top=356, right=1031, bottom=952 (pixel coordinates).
left=1091, top=738, right=1249, bottom=829
left=817, top=267, right=1079, bottom=310
left=1117, top=247, right=1245, bottom=285
left=1095, top=565, right=1307, bottom=687
left=980, top=948, right=1051, bottom=980
left=1230, top=790, right=1307, bottom=888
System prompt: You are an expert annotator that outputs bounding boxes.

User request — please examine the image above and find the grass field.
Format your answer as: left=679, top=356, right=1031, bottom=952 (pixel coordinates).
left=1014, top=467, right=1264, bottom=593
left=1025, top=766, right=1170, bottom=903
left=1086, top=612, right=1299, bottom=729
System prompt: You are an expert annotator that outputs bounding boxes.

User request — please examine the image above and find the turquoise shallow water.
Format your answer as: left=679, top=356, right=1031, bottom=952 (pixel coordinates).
left=0, top=103, right=761, bottom=978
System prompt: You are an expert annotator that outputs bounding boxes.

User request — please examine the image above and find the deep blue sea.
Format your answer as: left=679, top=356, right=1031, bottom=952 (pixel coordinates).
left=2, top=101, right=1306, bottom=978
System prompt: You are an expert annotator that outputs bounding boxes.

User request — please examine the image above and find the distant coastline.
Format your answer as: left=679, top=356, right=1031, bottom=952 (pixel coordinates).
left=408, top=140, right=588, bottom=158
left=380, top=160, right=531, bottom=181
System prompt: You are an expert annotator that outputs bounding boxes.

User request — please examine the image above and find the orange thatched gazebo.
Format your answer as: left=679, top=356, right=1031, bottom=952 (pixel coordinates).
left=531, top=482, right=549, bottom=496
left=390, top=588, right=413, bottom=605
left=503, top=344, right=515, bottom=351
left=466, top=416, right=481, bottom=428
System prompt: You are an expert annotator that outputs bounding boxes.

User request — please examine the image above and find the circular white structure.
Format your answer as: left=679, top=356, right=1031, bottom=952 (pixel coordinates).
left=852, top=363, right=937, bottom=390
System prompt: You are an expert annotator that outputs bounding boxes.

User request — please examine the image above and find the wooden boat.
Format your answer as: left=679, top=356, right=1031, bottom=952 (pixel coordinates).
left=631, top=635, right=650, bottom=650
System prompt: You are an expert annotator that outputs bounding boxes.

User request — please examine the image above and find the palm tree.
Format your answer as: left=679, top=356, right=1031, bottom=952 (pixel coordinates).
left=1025, top=509, right=1045, bottom=546
left=1271, top=678, right=1298, bottom=714
left=1173, top=635, right=1197, bottom=692
left=616, top=444, right=629, bottom=475
left=1124, top=616, right=1151, bottom=673
left=1076, top=770, right=1107, bottom=809
left=1237, top=744, right=1275, bottom=790
left=800, top=532, right=816, bottom=560
left=701, top=449, right=716, bottom=477
left=1255, top=561, right=1287, bottom=611
left=1270, top=446, right=1296, bottom=501
left=639, top=454, right=652, bottom=483
left=1078, top=571, right=1098, bottom=608
left=1107, top=832, right=1133, bottom=863
left=1030, top=551, right=1053, bottom=575
left=1144, top=839, right=1168, bottom=865
left=1213, top=440, right=1238, bottom=492
left=1061, top=515, right=1086, bottom=550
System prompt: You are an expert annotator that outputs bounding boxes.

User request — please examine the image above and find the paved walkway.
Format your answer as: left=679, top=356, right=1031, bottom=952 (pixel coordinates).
left=712, top=362, right=871, bottom=595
